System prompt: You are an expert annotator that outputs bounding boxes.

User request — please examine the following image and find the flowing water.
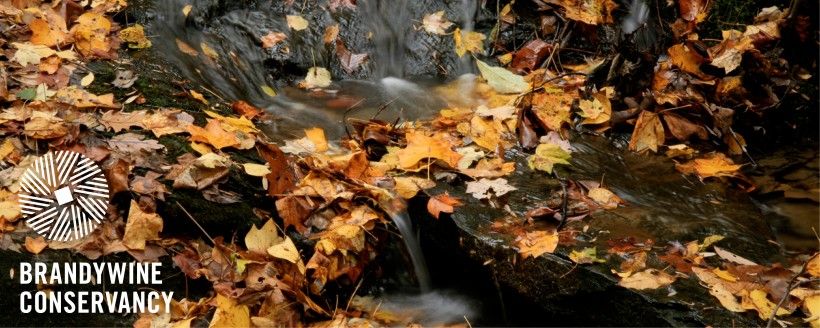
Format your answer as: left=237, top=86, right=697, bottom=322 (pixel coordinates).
left=143, top=0, right=818, bottom=323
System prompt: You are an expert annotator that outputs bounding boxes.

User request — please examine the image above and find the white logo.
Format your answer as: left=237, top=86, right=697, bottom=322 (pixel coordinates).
left=18, top=151, right=110, bottom=241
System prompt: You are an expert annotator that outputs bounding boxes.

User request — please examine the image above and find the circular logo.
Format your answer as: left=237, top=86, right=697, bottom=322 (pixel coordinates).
left=17, top=151, right=110, bottom=241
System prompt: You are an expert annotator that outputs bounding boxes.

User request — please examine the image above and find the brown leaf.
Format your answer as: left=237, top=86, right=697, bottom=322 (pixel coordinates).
left=510, top=39, right=552, bottom=73
left=679, top=0, right=709, bottom=22
left=257, top=143, right=297, bottom=195
left=662, top=112, right=708, bottom=141
left=629, top=111, right=664, bottom=153
left=675, top=152, right=743, bottom=180
left=275, top=196, right=312, bottom=234
left=261, top=31, right=287, bottom=49
left=231, top=101, right=262, bottom=120
left=188, top=119, right=240, bottom=149
left=335, top=40, right=368, bottom=74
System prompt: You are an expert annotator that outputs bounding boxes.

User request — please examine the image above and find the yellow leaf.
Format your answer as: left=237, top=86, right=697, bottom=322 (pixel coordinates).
left=569, top=247, right=606, bottom=264
left=182, top=4, right=193, bottom=17
left=396, top=131, right=462, bottom=169
left=302, top=67, right=331, bottom=88
left=421, top=11, right=454, bottom=35
left=676, top=153, right=743, bottom=180
left=242, top=163, right=271, bottom=177
left=209, top=294, right=250, bottom=328
left=119, top=24, right=152, bottom=49
left=516, top=229, right=558, bottom=259
left=123, top=200, right=164, bottom=250
left=453, top=27, right=485, bottom=57
left=804, top=295, right=820, bottom=328
left=712, top=268, right=738, bottom=282
left=305, top=127, right=328, bottom=152
left=244, top=219, right=282, bottom=255
left=189, top=90, right=208, bottom=104
left=475, top=59, right=529, bottom=94
left=618, top=269, right=676, bottom=290
left=267, top=236, right=300, bottom=263
left=72, top=12, right=112, bottom=57
left=808, top=255, right=820, bottom=278
left=286, top=15, right=309, bottom=31
left=527, top=142, right=571, bottom=174
left=587, top=187, right=621, bottom=209
left=745, top=289, right=791, bottom=320
left=80, top=72, right=95, bottom=87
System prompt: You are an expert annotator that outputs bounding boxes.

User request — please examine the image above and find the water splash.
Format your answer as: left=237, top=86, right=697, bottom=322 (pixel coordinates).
left=386, top=209, right=431, bottom=292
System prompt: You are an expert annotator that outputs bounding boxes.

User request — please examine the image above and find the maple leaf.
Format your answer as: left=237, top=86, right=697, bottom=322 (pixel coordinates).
left=29, top=13, right=69, bottom=47
left=515, top=229, right=559, bottom=259
left=531, top=89, right=574, bottom=131
left=587, top=187, right=623, bottom=210
left=427, top=193, right=462, bottom=219
left=188, top=119, right=241, bottom=149
left=453, top=28, right=485, bottom=57
left=53, top=86, right=117, bottom=108
left=578, top=92, right=612, bottom=125
left=335, top=40, right=369, bottom=74
left=72, top=12, right=113, bottom=58
left=119, top=24, right=152, bottom=49
left=396, top=130, right=462, bottom=169
left=24, top=236, right=47, bottom=254
left=108, top=133, right=166, bottom=154
left=628, top=111, right=665, bottom=153
left=421, top=11, right=453, bottom=35
left=465, top=178, right=517, bottom=199
left=24, top=111, right=68, bottom=139
left=123, top=200, right=164, bottom=250
left=675, top=153, right=743, bottom=180
left=527, top=142, right=571, bottom=174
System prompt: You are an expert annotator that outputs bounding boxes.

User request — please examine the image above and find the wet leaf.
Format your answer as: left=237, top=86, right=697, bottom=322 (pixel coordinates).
left=516, top=229, right=559, bottom=259
left=286, top=15, right=309, bottom=31
left=454, top=28, right=485, bottom=57
left=476, top=59, right=529, bottom=94
left=543, top=0, right=618, bottom=25
left=119, top=24, right=152, bottom=49
left=396, top=130, right=461, bottom=169
left=261, top=31, right=287, bottom=49
left=465, top=178, right=517, bottom=199
left=569, top=247, right=606, bottom=264
left=527, top=142, right=572, bottom=174
left=302, top=67, right=332, bottom=88
left=427, top=193, right=462, bottom=219
left=618, top=269, right=676, bottom=290
left=421, top=11, right=453, bottom=35
left=628, top=111, right=664, bottom=153
left=675, top=153, right=743, bottom=180
left=587, top=187, right=622, bottom=209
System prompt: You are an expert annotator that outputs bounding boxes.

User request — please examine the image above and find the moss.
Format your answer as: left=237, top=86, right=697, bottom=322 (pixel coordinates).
left=158, top=134, right=195, bottom=161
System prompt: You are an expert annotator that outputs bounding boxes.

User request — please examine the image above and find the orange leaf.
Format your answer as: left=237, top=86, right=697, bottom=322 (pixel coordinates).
left=396, top=130, right=461, bottom=169
left=427, top=194, right=462, bottom=219
left=187, top=119, right=240, bottom=149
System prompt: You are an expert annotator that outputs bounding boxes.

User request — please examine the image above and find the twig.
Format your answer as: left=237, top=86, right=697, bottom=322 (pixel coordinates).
left=175, top=201, right=216, bottom=245
left=554, top=171, right=569, bottom=230
left=766, top=253, right=818, bottom=328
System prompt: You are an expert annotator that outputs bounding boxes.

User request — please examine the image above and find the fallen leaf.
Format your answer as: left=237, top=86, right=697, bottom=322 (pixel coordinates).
left=421, top=11, right=453, bottom=35
left=302, top=67, right=331, bottom=88
left=587, top=187, right=622, bottom=209
left=286, top=15, right=309, bottom=31
left=465, top=178, right=517, bottom=199
left=80, top=72, right=95, bottom=87
left=123, top=200, right=164, bottom=250
left=188, top=120, right=241, bottom=149
left=176, top=39, right=199, bottom=56
left=618, top=269, right=676, bottom=290
left=267, top=236, right=300, bottom=264
left=476, top=59, right=529, bottom=94
left=210, top=294, right=250, bottom=328
left=119, top=24, right=152, bottom=49
left=527, top=142, right=572, bottom=174
left=244, top=219, right=283, bottom=255
left=72, top=12, right=113, bottom=58
left=516, top=229, right=559, bottom=259
left=454, top=28, right=485, bottom=57
left=569, top=247, right=606, bottom=264
left=675, top=153, right=743, bottom=180
left=261, top=31, right=287, bottom=49
left=714, top=246, right=758, bottom=266
left=243, top=163, right=271, bottom=177
left=396, top=131, right=461, bottom=169
left=427, top=193, right=462, bottom=219
left=542, top=0, right=618, bottom=25
left=629, top=111, right=665, bottom=153
left=24, top=236, right=47, bottom=254
left=108, top=133, right=166, bottom=154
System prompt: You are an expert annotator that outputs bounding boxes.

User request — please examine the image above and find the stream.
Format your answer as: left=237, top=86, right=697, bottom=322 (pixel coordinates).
left=136, top=0, right=818, bottom=325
